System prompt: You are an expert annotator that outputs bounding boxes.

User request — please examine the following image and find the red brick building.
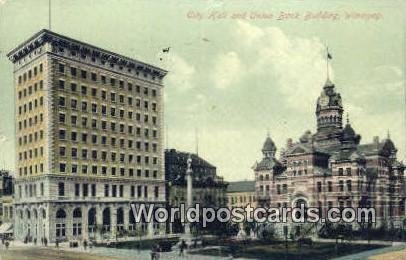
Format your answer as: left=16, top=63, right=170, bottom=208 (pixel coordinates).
left=254, top=78, right=405, bottom=237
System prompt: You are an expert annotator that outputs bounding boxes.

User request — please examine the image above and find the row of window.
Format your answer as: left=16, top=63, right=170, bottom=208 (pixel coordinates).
left=338, top=167, right=359, bottom=176
left=59, top=147, right=158, bottom=162
left=18, top=164, right=44, bottom=176
left=18, top=130, right=44, bottom=146
left=57, top=63, right=159, bottom=94
left=17, top=64, right=43, bottom=84
left=18, top=183, right=44, bottom=198
left=58, top=130, right=158, bottom=152
left=18, top=181, right=160, bottom=199
left=57, top=79, right=158, bottom=108
left=229, top=195, right=256, bottom=205
left=58, top=96, right=157, bottom=123
left=58, top=114, right=158, bottom=135
left=257, top=167, right=361, bottom=180
left=258, top=184, right=288, bottom=195
left=58, top=182, right=160, bottom=198
left=17, top=80, right=44, bottom=99
left=18, top=100, right=45, bottom=115
left=58, top=163, right=158, bottom=177
left=18, top=114, right=44, bottom=131
left=316, top=180, right=354, bottom=192
left=18, top=146, right=44, bottom=160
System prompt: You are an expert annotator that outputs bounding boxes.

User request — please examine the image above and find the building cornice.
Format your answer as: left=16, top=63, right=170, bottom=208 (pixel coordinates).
left=7, top=29, right=168, bottom=79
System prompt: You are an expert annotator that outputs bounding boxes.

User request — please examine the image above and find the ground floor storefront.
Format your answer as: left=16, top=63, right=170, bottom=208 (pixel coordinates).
left=13, top=201, right=165, bottom=243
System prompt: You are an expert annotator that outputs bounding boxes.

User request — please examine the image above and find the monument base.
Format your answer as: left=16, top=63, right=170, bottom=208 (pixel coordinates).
left=179, top=234, right=203, bottom=249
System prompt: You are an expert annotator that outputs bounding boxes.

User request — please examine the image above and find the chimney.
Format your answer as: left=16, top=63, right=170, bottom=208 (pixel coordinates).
left=373, top=136, right=379, bottom=144
left=287, top=138, right=293, bottom=148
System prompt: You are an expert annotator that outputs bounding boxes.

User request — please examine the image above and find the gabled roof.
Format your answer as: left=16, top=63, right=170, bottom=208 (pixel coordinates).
left=285, top=143, right=314, bottom=155
left=357, top=138, right=396, bottom=157
left=329, top=149, right=365, bottom=162
left=227, top=181, right=256, bottom=193
left=255, top=156, right=284, bottom=171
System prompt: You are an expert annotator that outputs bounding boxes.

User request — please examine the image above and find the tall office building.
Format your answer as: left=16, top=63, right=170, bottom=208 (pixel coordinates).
left=8, top=29, right=167, bottom=242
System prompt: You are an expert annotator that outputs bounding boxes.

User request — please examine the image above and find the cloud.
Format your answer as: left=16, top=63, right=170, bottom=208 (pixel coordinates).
left=165, top=53, right=196, bottom=91
left=0, top=135, right=6, bottom=143
left=217, top=21, right=330, bottom=111
left=0, top=0, right=7, bottom=6
left=347, top=64, right=405, bottom=110
left=212, top=51, right=243, bottom=89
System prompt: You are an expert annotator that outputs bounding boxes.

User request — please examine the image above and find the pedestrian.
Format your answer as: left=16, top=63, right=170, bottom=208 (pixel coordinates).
left=34, top=237, right=37, bottom=245
left=179, top=240, right=186, bottom=256
left=150, top=245, right=157, bottom=260
left=41, top=237, right=43, bottom=245
left=44, top=237, right=48, bottom=247
left=83, top=239, right=87, bottom=250
left=155, top=244, right=161, bottom=260
left=55, top=239, right=59, bottom=248
left=5, top=241, right=9, bottom=250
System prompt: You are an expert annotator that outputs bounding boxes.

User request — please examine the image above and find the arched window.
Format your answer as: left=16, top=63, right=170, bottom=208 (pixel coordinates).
left=88, top=208, right=96, bottom=226
left=346, top=180, right=352, bottom=192
left=129, top=209, right=135, bottom=224
left=102, top=208, right=111, bottom=231
left=56, top=208, right=66, bottom=219
left=73, top=208, right=82, bottom=218
left=117, top=208, right=124, bottom=225
left=41, top=208, right=46, bottom=219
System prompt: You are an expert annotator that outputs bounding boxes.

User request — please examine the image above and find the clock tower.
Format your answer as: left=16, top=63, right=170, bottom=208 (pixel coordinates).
left=313, top=78, right=344, bottom=148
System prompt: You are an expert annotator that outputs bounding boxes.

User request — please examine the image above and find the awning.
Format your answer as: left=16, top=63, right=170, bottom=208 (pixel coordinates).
left=0, top=223, right=13, bottom=234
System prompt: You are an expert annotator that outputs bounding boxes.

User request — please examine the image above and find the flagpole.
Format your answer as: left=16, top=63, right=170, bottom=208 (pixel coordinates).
left=326, top=45, right=329, bottom=80
left=49, top=0, right=51, bottom=30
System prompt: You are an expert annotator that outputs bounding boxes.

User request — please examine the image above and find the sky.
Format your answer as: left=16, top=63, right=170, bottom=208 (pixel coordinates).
left=0, top=0, right=405, bottom=181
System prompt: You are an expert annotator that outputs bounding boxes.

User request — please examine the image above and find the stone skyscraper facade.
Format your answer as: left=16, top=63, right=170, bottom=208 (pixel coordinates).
left=8, top=30, right=167, bottom=242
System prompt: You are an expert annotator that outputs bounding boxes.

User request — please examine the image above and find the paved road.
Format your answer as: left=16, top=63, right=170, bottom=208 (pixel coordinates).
left=334, top=244, right=406, bottom=260
left=0, top=242, right=231, bottom=260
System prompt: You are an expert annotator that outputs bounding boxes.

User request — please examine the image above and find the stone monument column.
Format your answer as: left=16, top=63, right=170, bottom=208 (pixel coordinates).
left=184, top=154, right=193, bottom=237
left=181, top=154, right=198, bottom=247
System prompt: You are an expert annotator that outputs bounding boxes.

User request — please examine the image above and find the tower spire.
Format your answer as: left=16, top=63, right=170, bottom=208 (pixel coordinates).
left=346, top=113, right=350, bottom=124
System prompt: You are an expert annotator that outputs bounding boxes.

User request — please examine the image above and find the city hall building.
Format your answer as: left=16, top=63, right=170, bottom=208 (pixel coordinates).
left=254, top=77, right=405, bottom=238
left=8, top=30, right=167, bottom=242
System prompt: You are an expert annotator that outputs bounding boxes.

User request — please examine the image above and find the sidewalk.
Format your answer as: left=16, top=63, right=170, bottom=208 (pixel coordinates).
left=314, top=237, right=406, bottom=246
left=334, top=244, right=406, bottom=260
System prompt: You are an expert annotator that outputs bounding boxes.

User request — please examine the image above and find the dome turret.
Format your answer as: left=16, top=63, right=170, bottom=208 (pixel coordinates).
left=340, top=116, right=361, bottom=147
left=262, top=135, right=276, bottom=158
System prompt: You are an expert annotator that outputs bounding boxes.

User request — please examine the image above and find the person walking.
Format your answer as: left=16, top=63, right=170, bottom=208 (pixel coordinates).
left=179, top=240, right=186, bottom=256
left=150, top=245, right=157, bottom=260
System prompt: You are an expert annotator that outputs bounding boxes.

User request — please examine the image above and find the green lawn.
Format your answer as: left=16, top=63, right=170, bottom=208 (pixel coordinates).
left=190, top=241, right=385, bottom=259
